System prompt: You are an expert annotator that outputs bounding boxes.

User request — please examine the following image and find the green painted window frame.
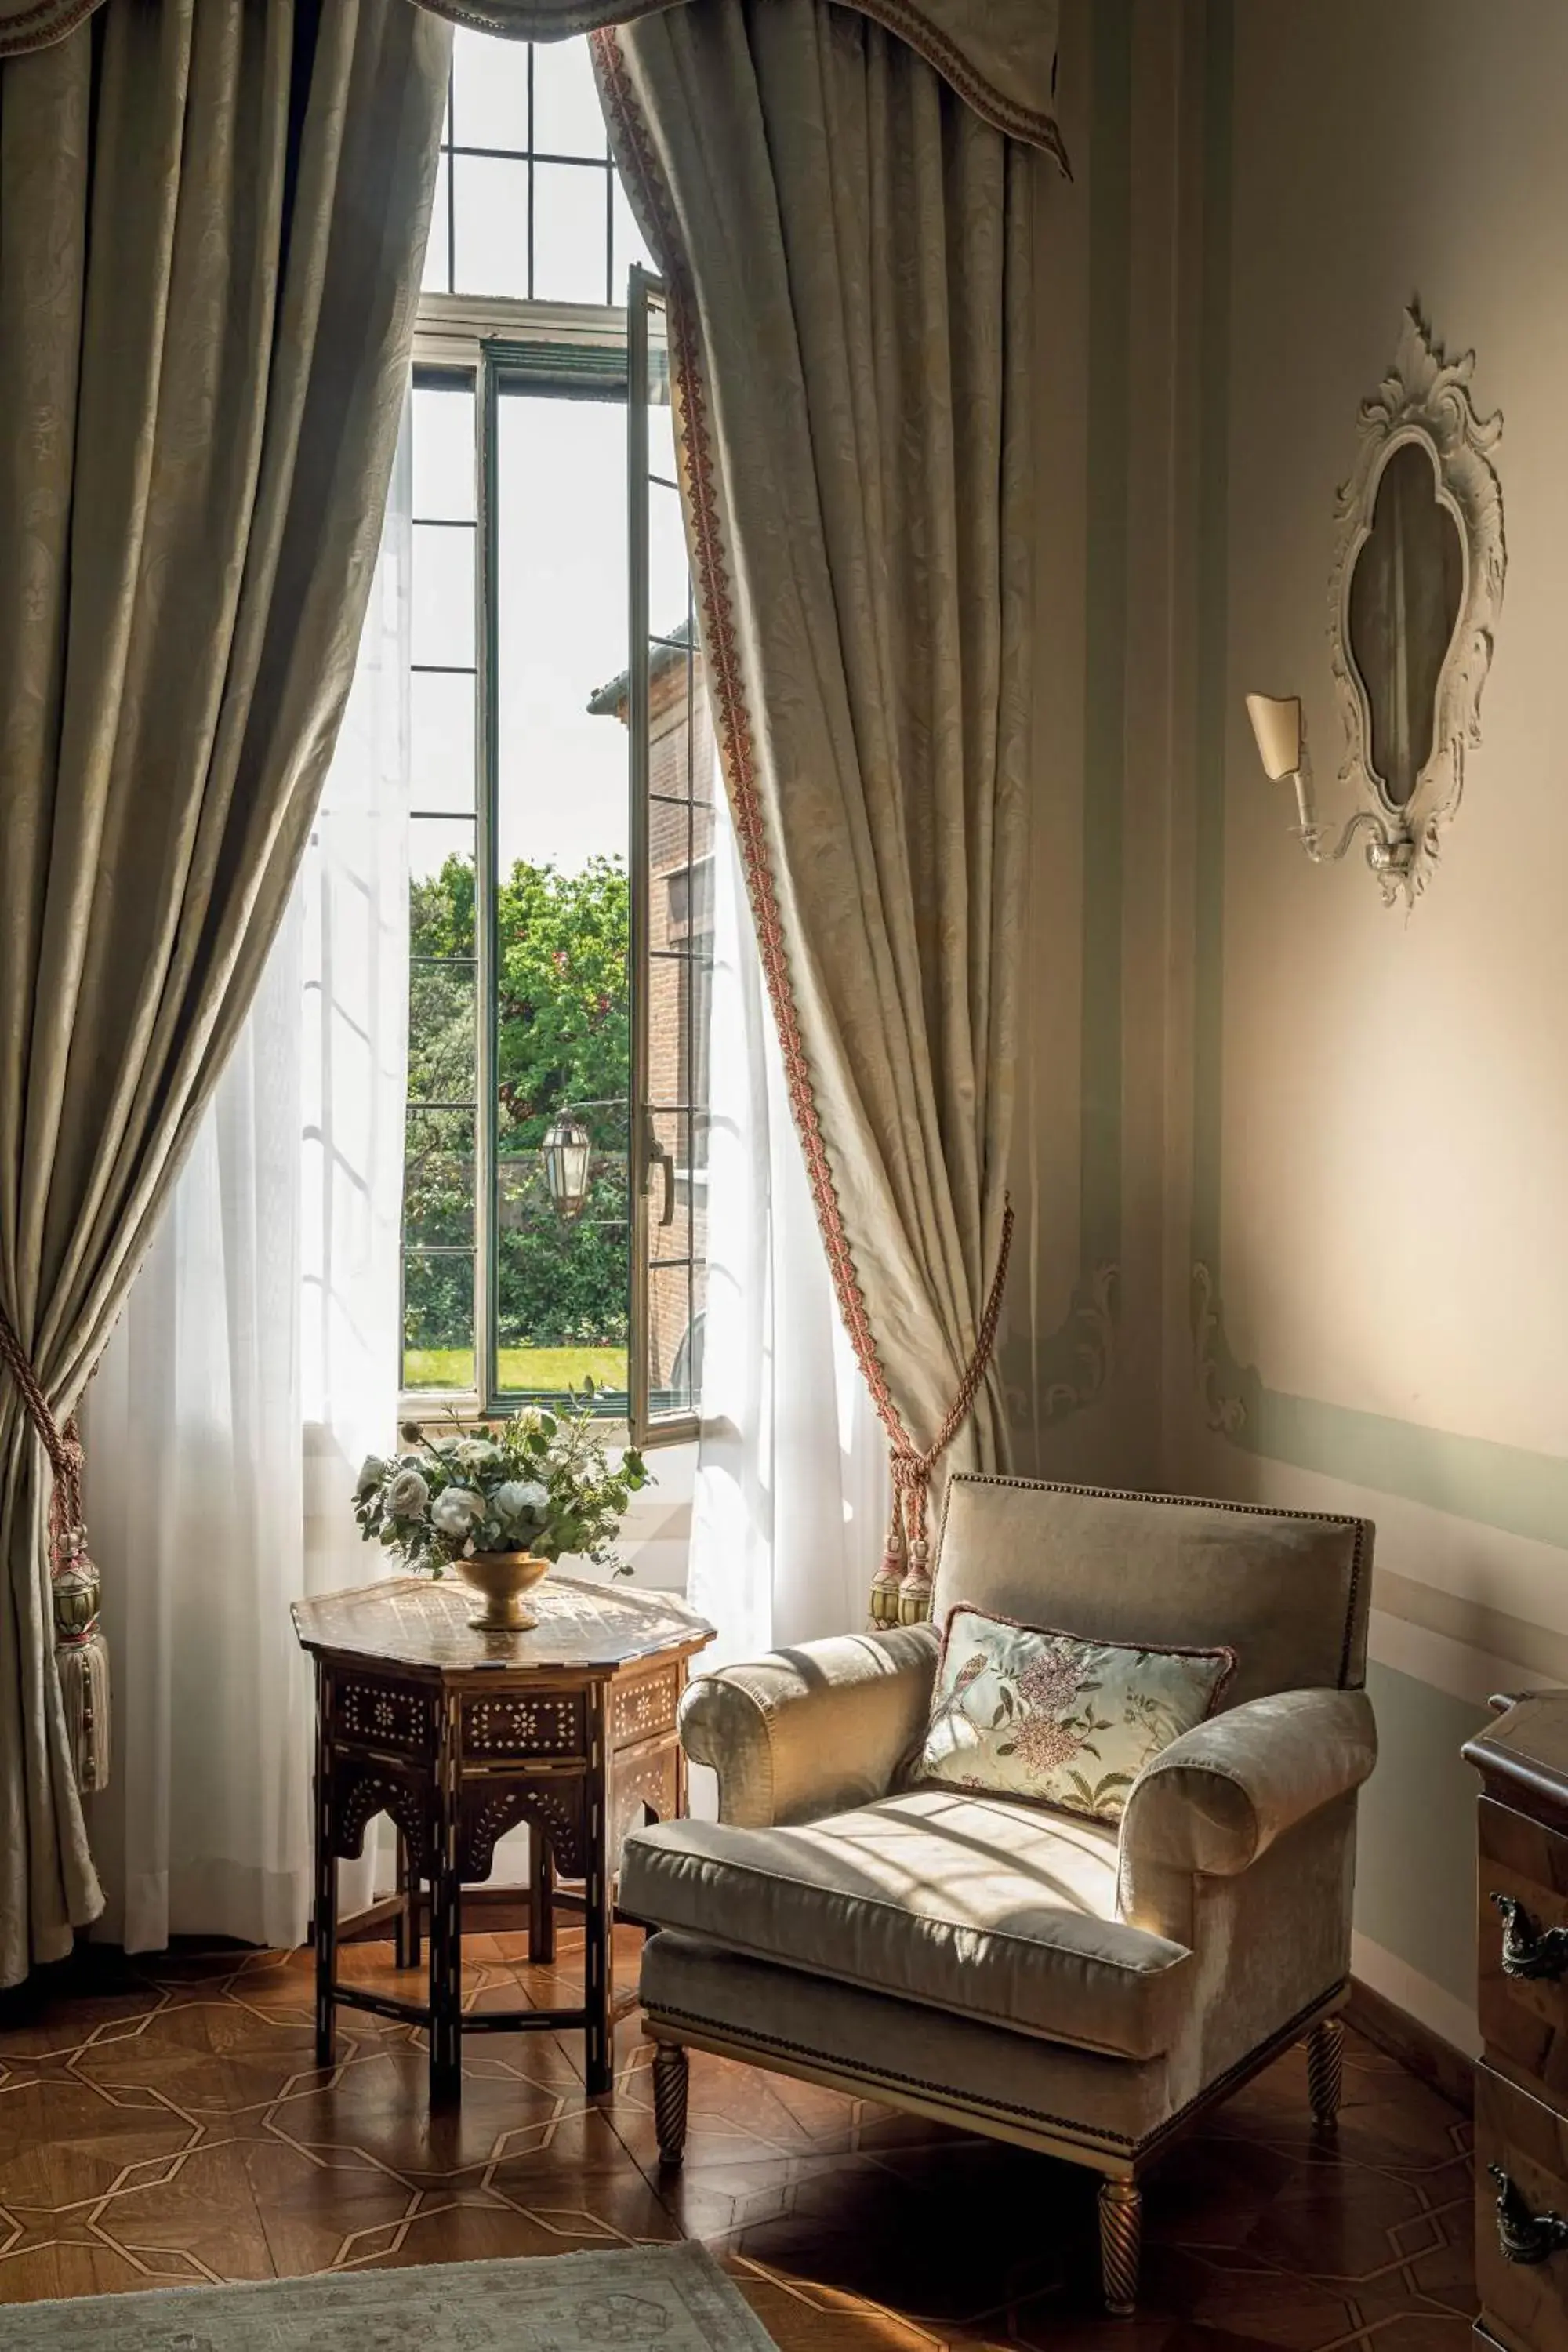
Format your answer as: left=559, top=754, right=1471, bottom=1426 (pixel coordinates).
left=403, top=278, right=700, bottom=1446
left=626, top=267, right=702, bottom=1451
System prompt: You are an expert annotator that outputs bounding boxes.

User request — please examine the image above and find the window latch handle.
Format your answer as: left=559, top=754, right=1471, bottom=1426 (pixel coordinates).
left=641, top=1117, right=676, bottom=1227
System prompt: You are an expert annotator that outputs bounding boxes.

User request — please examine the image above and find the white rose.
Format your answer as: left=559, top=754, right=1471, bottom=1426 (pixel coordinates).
left=491, top=1479, right=549, bottom=1527
left=431, top=1486, right=486, bottom=1537
left=386, top=1468, right=430, bottom=1520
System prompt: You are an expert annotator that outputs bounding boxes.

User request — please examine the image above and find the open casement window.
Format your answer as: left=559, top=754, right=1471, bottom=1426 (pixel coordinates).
left=628, top=268, right=710, bottom=1447
left=400, top=32, right=709, bottom=1446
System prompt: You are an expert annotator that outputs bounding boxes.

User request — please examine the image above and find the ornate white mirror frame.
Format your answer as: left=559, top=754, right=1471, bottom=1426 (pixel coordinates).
left=1326, top=305, right=1505, bottom=906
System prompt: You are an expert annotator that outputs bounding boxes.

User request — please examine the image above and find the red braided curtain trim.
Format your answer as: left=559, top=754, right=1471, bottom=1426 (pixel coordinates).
left=593, top=27, right=1015, bottom=1610
left=880, top=1200, right=1014, bottom=1594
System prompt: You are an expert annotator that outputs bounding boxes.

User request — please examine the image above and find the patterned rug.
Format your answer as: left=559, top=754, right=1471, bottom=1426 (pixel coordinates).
left=0, top=2243, right=776, bottom=2350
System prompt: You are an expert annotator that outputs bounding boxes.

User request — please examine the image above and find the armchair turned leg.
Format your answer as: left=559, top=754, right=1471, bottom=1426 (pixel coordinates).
left=652, top=2041, right=689, bottom=2168
left=1098, top=2177, right=1141, bottom=2317
left=1307, top=2018, right=1345, bottom=2129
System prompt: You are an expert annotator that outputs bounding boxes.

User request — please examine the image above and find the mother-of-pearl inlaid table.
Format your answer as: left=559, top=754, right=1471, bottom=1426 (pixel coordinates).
left=292, top=1573, right=713, bottom=2103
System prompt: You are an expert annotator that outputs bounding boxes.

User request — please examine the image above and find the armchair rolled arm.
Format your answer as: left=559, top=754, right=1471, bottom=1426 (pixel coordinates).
left=678, top=1624, right=940, bottom=1828
left=1120, top=1686, right=1377, bottom=1887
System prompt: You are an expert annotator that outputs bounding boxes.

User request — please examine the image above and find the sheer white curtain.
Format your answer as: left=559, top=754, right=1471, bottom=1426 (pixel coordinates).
left=84, top=423, right=412, bottom=1953
left=689, top=789, right=887, bottom=1672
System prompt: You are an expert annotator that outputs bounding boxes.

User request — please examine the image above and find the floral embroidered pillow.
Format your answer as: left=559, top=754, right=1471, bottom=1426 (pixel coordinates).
left=914, top=1607, right=1236, bottom=1825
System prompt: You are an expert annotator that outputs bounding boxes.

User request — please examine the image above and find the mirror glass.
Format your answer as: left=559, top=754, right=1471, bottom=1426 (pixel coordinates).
left=1346, top=438, right=1464, bottom=808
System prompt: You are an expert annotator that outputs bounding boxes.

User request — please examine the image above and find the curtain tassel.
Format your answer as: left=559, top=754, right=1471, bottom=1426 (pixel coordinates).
left=0, top=1308, right=111, bottom=1795
left=871, top=1454, right=935, bottom=1628
left=51, top=1487, right=111, bottom=1797
left=55, top=1593, right=112, bottom=1798
left=868, top=1203, right=1015, bottom=1631
left=870, top=1494, right=909, bottom=1627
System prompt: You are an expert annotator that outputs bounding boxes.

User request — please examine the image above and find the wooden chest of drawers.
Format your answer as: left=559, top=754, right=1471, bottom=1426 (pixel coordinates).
left=1465, top=1693, right=1568, bottom=2352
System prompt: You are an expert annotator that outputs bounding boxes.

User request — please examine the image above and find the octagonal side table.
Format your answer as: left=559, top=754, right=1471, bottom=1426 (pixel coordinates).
left=292, top=1572, right=713, bottom=2103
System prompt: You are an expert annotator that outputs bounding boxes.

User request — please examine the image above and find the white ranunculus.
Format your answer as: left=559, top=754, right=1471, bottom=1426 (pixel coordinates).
left=386, top=1468, right=430, bottom=1521
left=431, top=1486, right=486, bottom=1537
left=355, top=1454, right=388, bottom=1502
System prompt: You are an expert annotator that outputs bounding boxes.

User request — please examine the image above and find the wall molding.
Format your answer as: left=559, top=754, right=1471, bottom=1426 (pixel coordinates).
left=1036, top=1262, right=1120, bottom=1424
left=1376, top=1569, right=1568, bottom=1690
left=1190, top=1261, right=1253, bottom=1437
left=1345, top=1974, right=1473, bottom=2115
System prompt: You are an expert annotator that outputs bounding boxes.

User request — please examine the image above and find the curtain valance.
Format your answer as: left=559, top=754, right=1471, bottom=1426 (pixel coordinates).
left=1, top=2, right=1062, bottom=165
left=0, top=0, right=97, bottom=53
left=414, top=0, right=1065, bottom=160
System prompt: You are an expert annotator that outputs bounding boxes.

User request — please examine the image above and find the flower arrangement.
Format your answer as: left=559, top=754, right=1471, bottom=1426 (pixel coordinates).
left=354, top=1387, right=650, bottom=1579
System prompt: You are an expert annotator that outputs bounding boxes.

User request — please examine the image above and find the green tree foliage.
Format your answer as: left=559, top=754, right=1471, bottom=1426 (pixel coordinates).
left=405, top=854, right=631, bottom=1374
left=493, top=855, right=628, bottom=1142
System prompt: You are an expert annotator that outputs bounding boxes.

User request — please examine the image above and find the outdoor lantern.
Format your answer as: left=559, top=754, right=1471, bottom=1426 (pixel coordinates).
left=541, top=1112, right=593, bottom=1221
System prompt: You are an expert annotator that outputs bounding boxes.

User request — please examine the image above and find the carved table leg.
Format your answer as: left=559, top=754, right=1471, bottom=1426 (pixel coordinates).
left=1098, top=2176, right=1142, bottom=2317
left=1307, top=2017, right=1345, bottom=2129
left=584, top=1691, right=614, bottom=2094
left=313, top=1676, right=337, bottom=2069
left=394, top=1831, right=422, bottom=1971
left=529, top=1826, right=556, bottom=1966
left=429, top=1696, right=463, bottom=2104
left=653, top=2041, right=689, bottom=2165
left=428, top=1861, right=463, bottom=2103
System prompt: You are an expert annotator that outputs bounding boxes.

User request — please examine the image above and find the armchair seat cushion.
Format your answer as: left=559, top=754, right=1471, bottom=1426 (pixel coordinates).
left=621, top=1787, right=1194, bottom=2061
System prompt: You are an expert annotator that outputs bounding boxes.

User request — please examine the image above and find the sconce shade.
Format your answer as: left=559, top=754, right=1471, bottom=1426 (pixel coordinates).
left=542, top=1112, right=593, bottom=1221
left=1245, top=693, right=1304, bottom=781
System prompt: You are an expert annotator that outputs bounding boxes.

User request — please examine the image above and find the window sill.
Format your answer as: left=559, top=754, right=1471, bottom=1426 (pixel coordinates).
left=399, top=1395, right=658, bottom=1443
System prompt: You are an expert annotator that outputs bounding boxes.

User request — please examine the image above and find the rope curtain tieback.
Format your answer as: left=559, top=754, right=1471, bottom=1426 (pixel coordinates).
left=869, top=1200, right=1015, bottom=1630
left=0, top=1301, right=111, bottom=1794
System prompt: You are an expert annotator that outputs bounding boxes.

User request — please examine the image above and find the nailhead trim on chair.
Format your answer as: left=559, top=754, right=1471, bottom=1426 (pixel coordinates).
left=644, top=1978, right=1349, bottom=2160
left=938, top=1475, right=1370, bottom=1692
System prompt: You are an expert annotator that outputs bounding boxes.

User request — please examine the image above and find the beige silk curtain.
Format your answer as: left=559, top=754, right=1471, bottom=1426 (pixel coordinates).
left=594, top=0, right=1047, bottom=1625
left=0, top=0, right=448, bottom=1987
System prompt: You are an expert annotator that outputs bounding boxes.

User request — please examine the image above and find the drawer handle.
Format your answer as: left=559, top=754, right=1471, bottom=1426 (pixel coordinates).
left=1490, top=2165, right=1568, bottom=2264
left=1493, top=1892, right=1568, bottom=1983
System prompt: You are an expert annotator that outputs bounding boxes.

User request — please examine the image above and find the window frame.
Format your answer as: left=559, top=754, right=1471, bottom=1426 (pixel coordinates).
left=404, top=277, right=699, bottom=1447
left=626, top=265, right=700, bottom=1450
left=423, top=36, right=645, bottom=310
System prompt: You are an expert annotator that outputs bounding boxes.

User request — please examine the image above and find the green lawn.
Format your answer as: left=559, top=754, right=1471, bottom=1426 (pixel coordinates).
left=402, top=1345, right=629, bottom=1397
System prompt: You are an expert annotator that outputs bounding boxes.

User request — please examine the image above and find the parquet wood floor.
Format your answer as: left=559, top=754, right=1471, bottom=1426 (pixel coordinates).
left=0, top=1925, right=1475, bottom=2348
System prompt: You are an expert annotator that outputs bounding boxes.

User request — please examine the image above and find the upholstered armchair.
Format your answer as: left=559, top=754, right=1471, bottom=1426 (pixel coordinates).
left=619, top=1476, right=1377, bottom=2315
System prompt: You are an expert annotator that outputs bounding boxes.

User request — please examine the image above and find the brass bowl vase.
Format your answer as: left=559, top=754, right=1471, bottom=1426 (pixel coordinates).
left=453, top=1550, right=550, bottom=1632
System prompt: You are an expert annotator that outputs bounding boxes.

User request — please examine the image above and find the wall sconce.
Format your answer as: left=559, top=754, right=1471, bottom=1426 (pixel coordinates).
left=1243, top=693, right=1412, bottom=888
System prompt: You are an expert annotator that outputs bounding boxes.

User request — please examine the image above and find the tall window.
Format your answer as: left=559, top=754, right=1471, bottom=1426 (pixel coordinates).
left=403, top=32, right=710, bottom=1444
